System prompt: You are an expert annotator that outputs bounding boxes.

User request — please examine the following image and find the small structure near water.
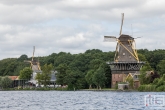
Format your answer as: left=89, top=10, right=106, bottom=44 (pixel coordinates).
left=118, top=83, right=129, bottom=90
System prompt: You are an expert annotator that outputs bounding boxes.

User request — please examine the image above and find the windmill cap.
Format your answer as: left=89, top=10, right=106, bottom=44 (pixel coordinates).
left=119, top=34, right=134, bottom=42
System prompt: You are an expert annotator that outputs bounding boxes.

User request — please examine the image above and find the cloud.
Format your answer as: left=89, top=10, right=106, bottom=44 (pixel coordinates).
left=0, top=0, right=165, bottom=59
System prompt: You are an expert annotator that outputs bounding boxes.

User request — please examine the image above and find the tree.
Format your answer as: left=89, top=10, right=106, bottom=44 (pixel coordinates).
left=126, top=76, right=133, bottom=89
left=36, top=64, right=53, bottom=87
left=19, top=67, right=32, bottom=80
left=89, top=59, right=104, bottom=70
left=0, top=76, right=12, bottom=89
left=139, top=61, right=153, bottom=85
left=56, top=63, right=68, bottom=85
left=92, top=66, right=106, bottom=90
left=35, top=73, right=42, bottom=86
left=65, top=69, right=85, bottom=90
left=157, top=60, right=165, bottom=76
left=17, top=54, right=28, bottom=61
left=85, top=70, right=94, bottom=89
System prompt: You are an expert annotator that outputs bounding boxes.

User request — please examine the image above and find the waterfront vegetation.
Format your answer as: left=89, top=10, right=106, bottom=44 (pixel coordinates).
left=138, top=74, right=165, bottom=92
left=0, top=49, right=165, bottom=91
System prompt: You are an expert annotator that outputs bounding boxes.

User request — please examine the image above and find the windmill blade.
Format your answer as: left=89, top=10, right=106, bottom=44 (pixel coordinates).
left=119, top=13, right=124, bottom=36
left=134, top=37, right=141, bottom=39
left=30, top=62, right=33, bottom=70
left=37, top=56, right=41, bottom=71
left=104, top=36, right=117, bottom=42
left=37, top=62, right=41, bottom=71
left=114, top=42, right=119, bottom=62
left=32, top=46, right=35, bottom=61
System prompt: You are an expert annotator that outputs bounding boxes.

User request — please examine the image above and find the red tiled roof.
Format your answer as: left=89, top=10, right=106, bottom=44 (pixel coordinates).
left=8, top=76, right=19, bottom=80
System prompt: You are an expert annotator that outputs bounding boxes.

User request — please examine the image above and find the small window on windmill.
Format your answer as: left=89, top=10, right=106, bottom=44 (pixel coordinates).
left=123, top=53, right=125, bottom=56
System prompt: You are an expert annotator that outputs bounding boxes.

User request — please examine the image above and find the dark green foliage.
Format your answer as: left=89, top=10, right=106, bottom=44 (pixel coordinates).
left=92, top=66, right=106, bottom=89
left=0, top=56, right=27, bottom=76
left=139, top=74, right=165, bottom=92
left=157, top=60, right=165, bottom=75
left=138, top=49, right=165, bottom=70
left=138, top=85, right=156, bottom=92
left=85, top=70, right=94, bottom=89
left=55, top=63, right=68, bottom=85
left=150, top=71, right=160, bottom=83
left=17, top=54, right=28, bottom=62
left=65, top=69, right=85, bottom=90
left=139, top=72, right=150, bottom=85
left=1, top=48, right=165, bottom=90
left=156, top=86, right=165, bottom=92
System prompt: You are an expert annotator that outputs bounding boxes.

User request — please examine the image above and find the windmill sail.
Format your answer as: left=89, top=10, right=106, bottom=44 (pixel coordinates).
left=119, top=13, right=124, bottom=36
left=104, top=36, right=117, bottom=42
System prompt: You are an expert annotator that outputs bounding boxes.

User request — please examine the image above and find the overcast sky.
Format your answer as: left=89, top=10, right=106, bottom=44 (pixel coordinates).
left=0, top=0, right=165, bottom=60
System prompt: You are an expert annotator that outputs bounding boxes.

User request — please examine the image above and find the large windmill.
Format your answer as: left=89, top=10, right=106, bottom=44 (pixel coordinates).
left=104, top=13, right=144, bottom=88
left=24, top=46, right=41, bottom=72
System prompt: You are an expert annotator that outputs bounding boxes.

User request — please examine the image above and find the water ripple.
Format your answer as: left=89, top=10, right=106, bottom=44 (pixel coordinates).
left=0, top=91, right=164, bottom=110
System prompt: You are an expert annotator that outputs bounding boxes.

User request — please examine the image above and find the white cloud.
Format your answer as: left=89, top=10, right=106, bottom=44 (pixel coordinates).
left=0, top=0, right=165, bottom=59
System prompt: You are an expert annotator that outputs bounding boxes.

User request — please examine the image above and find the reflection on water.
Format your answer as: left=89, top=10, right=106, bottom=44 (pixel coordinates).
left=0, top=91, right=164, bottom=110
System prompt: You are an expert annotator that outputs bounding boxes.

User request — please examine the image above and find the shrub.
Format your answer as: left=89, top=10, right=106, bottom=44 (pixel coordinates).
left=157, top=79, right=164, bottom=87
left=115, top=83, right=118, bottom=90
left=138, top=85, right=156, bottom=92
left=152, top=78, right=159, bottom=85
left=0, top=76, right=12, bottom=89
left=162, top=74, right=165, bottom=80
left=156, top=86, right=165, bottom=92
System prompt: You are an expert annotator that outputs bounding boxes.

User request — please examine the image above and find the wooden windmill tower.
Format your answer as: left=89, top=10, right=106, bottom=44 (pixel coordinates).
left=104, top=13, right=144, bottom=88
left=24, top=46, right=41, bottom=73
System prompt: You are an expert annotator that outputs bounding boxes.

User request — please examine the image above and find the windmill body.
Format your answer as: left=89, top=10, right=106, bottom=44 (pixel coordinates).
left=104, top=13, right=145, bottom=88
left=24, top=46, right=57, bottom=87
left=24, top=46, right=41, bottom=73
left=116, top=35, right=138, bottom=62
left=24, top=46, right=42, bottom=85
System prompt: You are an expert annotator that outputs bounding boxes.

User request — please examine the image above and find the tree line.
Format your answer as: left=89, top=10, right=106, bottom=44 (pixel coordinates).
left=0, top=49, right=165, bottom=90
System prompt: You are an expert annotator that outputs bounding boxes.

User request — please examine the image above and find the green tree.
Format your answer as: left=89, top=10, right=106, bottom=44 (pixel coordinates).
left=139, top=62, right=152, bottom=85
left=0, top=76, right=12, bottom=89
left=85, top=70, right=94, bottom=89
left=92, top=66, right=106, bottom=90
left=56, top=63, right=68, bottom=85
left=19, top=67, right=32, bottom=80
left=126, top=76, right=134, bottom=89
left=89, top=59, right=104, bottom=70
left=35, top=73, right=42, bottom=86
left=36, top=64, right=53, bottom=87
left=17, top=54, right=28, bottom=61
left=65, top=69, right=85, bottom=90
left=157, top=60, right=165, bottom=76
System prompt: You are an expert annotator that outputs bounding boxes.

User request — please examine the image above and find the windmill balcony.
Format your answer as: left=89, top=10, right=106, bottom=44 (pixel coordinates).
left=106, top=61, right=145, bottom=71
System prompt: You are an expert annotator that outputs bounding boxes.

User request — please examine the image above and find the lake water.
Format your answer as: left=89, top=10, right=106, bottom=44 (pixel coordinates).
left=0, top=91, right=165, bottom=110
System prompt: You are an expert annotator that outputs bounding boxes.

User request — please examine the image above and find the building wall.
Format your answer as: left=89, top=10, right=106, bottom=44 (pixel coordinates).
left=111, top=73, right=128, bottom=88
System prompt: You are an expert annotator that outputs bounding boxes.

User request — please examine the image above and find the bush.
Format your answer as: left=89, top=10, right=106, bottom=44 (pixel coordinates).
left=162, top=74, right=165, bottom=80
left=138, top=85, right=156, bottom=92
left=152, top=78, right=159, bottom=85
left=157, top=79, right=164, bottom=87
left=0, top=76, right=12, bottom=89
left=115, top=83, right=118, bottom=90
left=156, top=86, right=165, bottom=92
